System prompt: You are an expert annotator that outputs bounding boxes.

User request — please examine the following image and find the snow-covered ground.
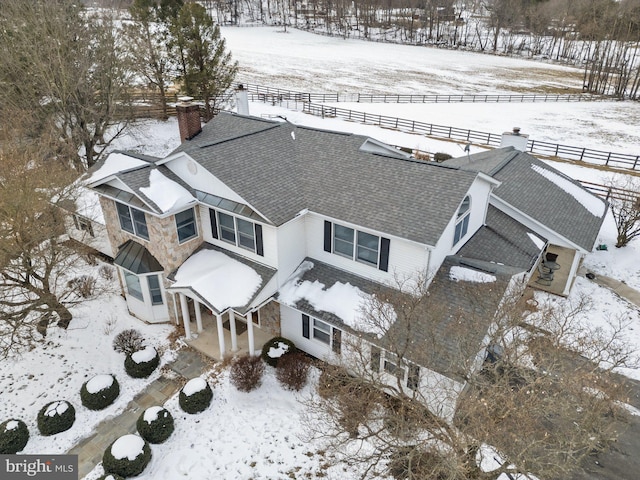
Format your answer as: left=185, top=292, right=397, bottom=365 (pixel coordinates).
left=2, top=26, right=639, bottom=480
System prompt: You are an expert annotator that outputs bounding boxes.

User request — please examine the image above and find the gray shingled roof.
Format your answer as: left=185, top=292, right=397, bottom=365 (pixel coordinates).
left=444, top=147, right=607, bottom=252
left=114, top=240, right=163, bottom=274
left=166, top=242, right=277, bottom=315
left=280, top=257, right=510, bottom=381
left=457, top=205, right=545, bottom=272
left=171, top=112, right=479, bottom=246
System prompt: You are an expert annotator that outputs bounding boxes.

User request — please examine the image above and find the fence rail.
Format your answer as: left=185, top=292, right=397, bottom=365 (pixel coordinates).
left=242, top=83, right=600, bottom=104
left=301, top=103, right=640, bottom=171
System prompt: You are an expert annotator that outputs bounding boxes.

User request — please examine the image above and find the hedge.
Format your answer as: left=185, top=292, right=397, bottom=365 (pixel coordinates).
left=261, top=336, right=296, bottom=367
left=37, top=400, right=76, bottom=436
left=0, top=419, right=29, bottom=454
left=80, top=374, right=120, bottom=410
left=178, top=377, right=213, bottom=414
left=124, top=346, right=160, bottom=379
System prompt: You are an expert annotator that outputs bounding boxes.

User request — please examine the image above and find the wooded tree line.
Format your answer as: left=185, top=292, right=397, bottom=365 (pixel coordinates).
left=194, top=0, right=640, bottom=98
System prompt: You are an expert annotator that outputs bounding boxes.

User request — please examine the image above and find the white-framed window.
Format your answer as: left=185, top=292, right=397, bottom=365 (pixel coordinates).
left=211, top=209, right=264, bottom=256
left=72, top=214, right=94, bottom=237
left=123, top=271, right=143, bottom=301
left=302, top=314, right=341, bottom=354
left=116, top=201, right=149, bottom=240
left=175, top=208, right=198, bottom=243
left=383, top=352, right=406, bottom=378
left=147, top=274, right=163, bottom=305
left=453, top=195, right=471, bottom=246
left=330, top=222, right=383, bottom=268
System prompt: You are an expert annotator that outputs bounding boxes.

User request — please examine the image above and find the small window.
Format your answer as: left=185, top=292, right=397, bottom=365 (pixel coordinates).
left=218, top=211, right=236, bottom=244
left=357, top=231, right=379, bottom=265
left=116, top=202, right=134, bottom=234
left=453, top=195, right=471, bottom=246
left=251, top=310, right=260, bottom=326
left=123, top=271, right=143, bottom=301
left=116, top=201, right=149, bottom=240
left=333, top=224, right=354, bottom=258
left=237, top=218, right=255, bottom=251
left=73, top=214, right=94, bottom=237
left=383, top=353, right=406, bottom=378
left=176, top=208, right=197, bottom=243
left=131, top=208, right=149, bottom=240
left=313, top=318, right=331, bottom=344
left=148, top=274, right=163, bottom=305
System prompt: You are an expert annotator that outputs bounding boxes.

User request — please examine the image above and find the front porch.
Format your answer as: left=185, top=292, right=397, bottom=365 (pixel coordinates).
left=528, top=244, right=581, bottom=296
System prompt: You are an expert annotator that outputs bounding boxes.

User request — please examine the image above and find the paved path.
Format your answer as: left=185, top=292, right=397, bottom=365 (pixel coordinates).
left=579, top=267, right=640, bottom=309
left=67, top=348, right=209, bottom=479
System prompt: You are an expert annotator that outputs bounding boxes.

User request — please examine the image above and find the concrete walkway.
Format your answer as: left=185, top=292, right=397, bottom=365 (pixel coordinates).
left=67, top=348, right=209, bottom=479
left=579, top=267, right=640, bottom=309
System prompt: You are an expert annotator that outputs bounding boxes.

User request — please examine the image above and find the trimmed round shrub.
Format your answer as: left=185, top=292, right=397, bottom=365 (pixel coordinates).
left=102, top=434, right=151, bottom=478
left=97, top=474, right=124, bottom=480
left=178, top=377, right=213, bottom=414
left=37, top=400, right=76, bottom=436
left=276, top=352, right=311, bottom=391
left=136, top=406, right=174, bottom=444
left=230, top=354, right=265, bottom=392
left=261, top=336, right=296, bottom=367
left=81, top=374, right=120, bottom=411
left=124, top=346, right=160, bottom=379
left=0, top=419, right=29, bottom=454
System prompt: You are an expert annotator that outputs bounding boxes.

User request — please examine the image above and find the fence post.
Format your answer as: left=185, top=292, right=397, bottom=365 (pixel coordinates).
left=605, top=152, right=611, bottom=166
left=633, top=156, right=639, bottom=170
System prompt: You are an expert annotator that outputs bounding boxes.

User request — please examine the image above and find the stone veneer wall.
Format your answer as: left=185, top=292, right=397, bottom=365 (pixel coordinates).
left=259, top=300, right=282, bottom=337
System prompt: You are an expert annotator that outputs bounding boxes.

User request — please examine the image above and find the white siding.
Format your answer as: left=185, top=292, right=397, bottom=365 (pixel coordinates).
left=120, top=271, right=170, bottom=324
left=198, top=206, right=278, bottom=269
left=280, top=304, right=338, bottom=362
left=275, top=215, right=308, bottom=287
left=304, top=213, right=430, bottom=284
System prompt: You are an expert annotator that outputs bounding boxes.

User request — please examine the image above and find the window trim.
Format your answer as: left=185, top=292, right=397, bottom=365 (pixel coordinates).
left=72, top=214, right=95, bottom=237
left=116, top=201, right=149, bottom=241
left=123, top=271, right=144, bottom=301
left=453, top=195, right=471, bottom=246
left=212, top=208, right=263, bottom=256
left=147, top=274, right=163, bottom=306
left=175, top=207, right=198, bottom=243
left=383, top=352, right=406, bottom=378
left=313, top=318, right=331, bottom=345
left=330, top=221, right=382, bottom=269
left=302, top=314, right=341, bottom=354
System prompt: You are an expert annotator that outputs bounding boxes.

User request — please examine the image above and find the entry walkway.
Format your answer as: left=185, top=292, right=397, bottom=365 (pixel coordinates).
left=67, top=348, right=209, bottom=479
left=580, top=267, right=640, bottom=309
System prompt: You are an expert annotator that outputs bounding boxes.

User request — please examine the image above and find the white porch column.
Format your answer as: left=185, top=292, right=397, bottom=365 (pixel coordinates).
left=215, top=313, right=226, bottom=360
left=179, top=293, right=192, bottom=340
left=229, top=310, right=238, bottom=351
left=246, top=312, right=255, bottom=356
left=195, top=301, right=203, bottom=333
left=171, top=292, right=180, bottom=326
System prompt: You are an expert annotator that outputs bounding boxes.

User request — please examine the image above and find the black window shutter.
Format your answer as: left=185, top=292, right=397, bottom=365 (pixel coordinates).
left=332, top=329, right=342, bottom=354
left=370, top=346, right=381, bottom=373
left=255, top=224, right=264, bottom=256
left=379, top=237, right=390, bottom=272
left=302, top=314, right=310, bottom=339
left=209, top=209, right=218, bottom=239
left=323, top=221, right=332, bottom=252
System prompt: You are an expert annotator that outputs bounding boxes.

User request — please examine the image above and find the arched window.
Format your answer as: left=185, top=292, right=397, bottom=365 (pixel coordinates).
left=453, top=196, right=471, bottom=246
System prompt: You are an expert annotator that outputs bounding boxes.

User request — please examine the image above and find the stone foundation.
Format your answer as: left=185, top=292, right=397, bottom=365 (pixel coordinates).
left=259, top=300, right=281, bottom=337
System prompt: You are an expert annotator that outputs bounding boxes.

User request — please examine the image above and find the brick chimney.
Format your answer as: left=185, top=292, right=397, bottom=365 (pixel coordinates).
left=176, top=96, right=202, bottom=142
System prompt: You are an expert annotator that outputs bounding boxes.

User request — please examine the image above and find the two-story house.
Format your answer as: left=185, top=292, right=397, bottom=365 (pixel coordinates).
left=84, top=100, right=607, bottom=418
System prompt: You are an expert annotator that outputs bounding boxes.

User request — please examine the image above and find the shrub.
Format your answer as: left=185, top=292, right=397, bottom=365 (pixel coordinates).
left=98, top=264, right=115, bottom=281
left=276, top=352, right=311, bottom=391
left=261, top=336, right=295, bottom=367
left=230, top=355, right=265, bottom=392
left=102, top=434, right=151, bottom=478
left=124, top=346, right=160, bottom=379
left=37, top=400, right=75, bottom=436
left=112, top=329, right=145, bottom=355
left=433, top=152, right=453, bottom=163
left=136, top=406, right=174, bottom=444
left=0, top=419, right=29, bottom=454
left=67, top=275, right=97, bottom=298
left=81, top=374, right=120, bottom=410
left=179, top=377, right=213, bottom=414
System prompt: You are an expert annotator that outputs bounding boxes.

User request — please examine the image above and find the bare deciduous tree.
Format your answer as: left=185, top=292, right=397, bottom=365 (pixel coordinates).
left=607, top=178, right=640, bottom=248
left=303, top=271, right=634, bottom=480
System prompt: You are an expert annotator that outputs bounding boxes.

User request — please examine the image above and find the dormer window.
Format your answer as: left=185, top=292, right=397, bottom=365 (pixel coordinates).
left=116, top=201, right=149, bottom=241
left=453, top=196, right=471, bottom=246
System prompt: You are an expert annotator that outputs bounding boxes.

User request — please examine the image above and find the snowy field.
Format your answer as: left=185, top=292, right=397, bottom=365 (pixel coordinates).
left=2, top=26, right=640, bottom=480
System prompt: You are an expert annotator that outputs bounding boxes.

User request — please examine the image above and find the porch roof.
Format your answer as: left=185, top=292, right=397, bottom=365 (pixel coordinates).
left=114, top=240, right=163, bottom=274
left=167, top=243, right=277, bottom=315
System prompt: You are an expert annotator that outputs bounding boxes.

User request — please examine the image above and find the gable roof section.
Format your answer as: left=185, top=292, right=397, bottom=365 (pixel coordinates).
left=457, top=205, right=545, bottom=273
left=114, top=240, right=163, bottom=274
left=444, top=147, right=607, bottom=251
left=170, top=112, right=479, bottom=246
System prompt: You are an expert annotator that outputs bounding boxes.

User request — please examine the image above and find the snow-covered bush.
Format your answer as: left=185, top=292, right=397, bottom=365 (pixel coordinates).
left=0, top=419, right=29, bottom=454
left=37, top=400, right=75, bottom=436
left=96, top=474, right=124, bottom=480
left=433, top=152, right=453, bottom=162
left=102, top=434, right=151, bottom=478
left=276, top=352, right=311, bottom=391
left=178, top=377, right=213, bottom=414
left=112, top=329, right=145, bottom=355
left=261, top=336, right=296, bottom=367
left=230, top=354, right=265, bottom=392
left=80, top=374, right=120, bottom=410
left=124, top=346, right=159, bottom=378
left=136, top=406, right=174, bottom=444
